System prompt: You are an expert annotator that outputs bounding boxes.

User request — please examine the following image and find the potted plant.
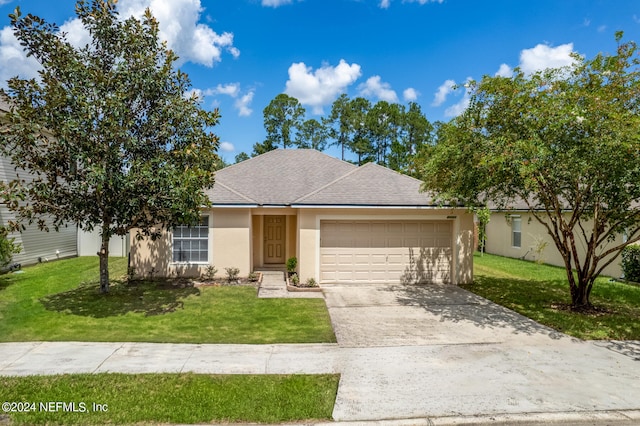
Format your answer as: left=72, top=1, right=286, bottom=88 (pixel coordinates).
left=286, top=257, right=297, bottom=278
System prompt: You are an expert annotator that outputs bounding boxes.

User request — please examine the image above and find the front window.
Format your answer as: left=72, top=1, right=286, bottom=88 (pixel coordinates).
left=173, top=216, right=209, bottom=262
left=511, top=216, right=522, bottom=248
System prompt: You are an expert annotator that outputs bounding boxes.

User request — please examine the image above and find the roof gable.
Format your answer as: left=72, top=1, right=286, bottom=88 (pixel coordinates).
left=210, top=149, right=356, bottom=205
left=293, top=162, right=436, bottom=206
left=209, top=149, right=440, bottom=207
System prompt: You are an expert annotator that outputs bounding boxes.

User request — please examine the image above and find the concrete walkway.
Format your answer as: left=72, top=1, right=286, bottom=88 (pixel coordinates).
left=256, top=270, right=324, bottom=299
left=1, top=281, right=640, bottom=425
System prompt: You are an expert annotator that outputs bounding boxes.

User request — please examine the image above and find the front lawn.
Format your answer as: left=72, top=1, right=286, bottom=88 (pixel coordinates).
left=466, top=253, right=640, bottom=340
left=1, top=373, right=339, bottom=425
left=0, top=257, right=336, bottom=344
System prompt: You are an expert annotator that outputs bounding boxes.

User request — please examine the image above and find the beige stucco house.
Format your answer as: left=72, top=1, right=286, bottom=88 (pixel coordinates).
left=485, top=207, right=625, bottom=278
left=130, top=149, right=475, bottom=284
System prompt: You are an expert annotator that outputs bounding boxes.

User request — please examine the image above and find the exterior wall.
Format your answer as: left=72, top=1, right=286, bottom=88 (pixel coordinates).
left=297, top=207, right=474, bottom=284
left=211, top=209, right=252, bottom=276
left=130, top=209, right=252, bottom=278
left=129, top=205, right=475, bottom=283
left=1, top=156, right=77, bottom=266
left=485, top=211, right=624, bottom=278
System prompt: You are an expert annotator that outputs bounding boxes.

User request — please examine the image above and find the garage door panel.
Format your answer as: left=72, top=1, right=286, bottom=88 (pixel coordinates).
left=320, top=220, right=452, bottom=284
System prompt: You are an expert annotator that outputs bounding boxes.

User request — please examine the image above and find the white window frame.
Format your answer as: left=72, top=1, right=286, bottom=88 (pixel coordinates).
left=511, top=216, right=522, bottom=248
left=172, top=216, right=209, bottom=264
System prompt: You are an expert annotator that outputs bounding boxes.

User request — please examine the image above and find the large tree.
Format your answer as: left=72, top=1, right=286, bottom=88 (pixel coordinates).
left=420, top=33, right=640, bottom=309
left=262, top=93, right=305, bottom=149
left=0, top=1, right=220, bottom=292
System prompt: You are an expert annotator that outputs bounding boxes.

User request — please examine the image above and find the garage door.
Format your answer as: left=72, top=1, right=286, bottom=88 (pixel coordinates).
left=320, top=220, right=452, bottom=284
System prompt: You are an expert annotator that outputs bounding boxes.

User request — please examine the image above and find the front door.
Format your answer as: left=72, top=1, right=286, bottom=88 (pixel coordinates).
left=264, top=216, right=286, bottom=264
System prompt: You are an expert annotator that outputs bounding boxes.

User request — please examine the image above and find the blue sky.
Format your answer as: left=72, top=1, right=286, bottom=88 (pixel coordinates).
left=1, top=0, right=639, bottom=162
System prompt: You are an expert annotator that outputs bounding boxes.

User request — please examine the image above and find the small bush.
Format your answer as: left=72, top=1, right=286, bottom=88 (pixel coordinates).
left=248, top=272, right=258, bottom=282
left=621, top=245, right=640, bottom=282
left=305, top=277, right=318, bottom=287
left=290, top=273, right=299, bottom=285
left=225, top=267, right=240, bottom=283
left=202, top=265, right=217, bottom=281
left=286, top=257, right=297, bottom=273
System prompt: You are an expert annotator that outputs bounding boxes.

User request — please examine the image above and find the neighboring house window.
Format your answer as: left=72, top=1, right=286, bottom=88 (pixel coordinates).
left=173, top=216, right=209, bottom=262
left=511, top=216, right=522, bottom=248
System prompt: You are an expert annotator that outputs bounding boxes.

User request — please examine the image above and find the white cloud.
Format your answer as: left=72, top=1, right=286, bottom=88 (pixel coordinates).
left=403, top=87, right=419, bottom=102
left=444, top=91, right=470, bottom=117
left=262, top=0, right=293, bottom=6
left=0, top=26, right=41, bottom=87
left=0, top=0, right=239, bottom=84
left=431, top=79, right=455, bottom=106
left=519, top=43, right=576, bottom=75
left=117, top=0, right=239, bottom=67
left=235, top=90, right=254, bottom=117
left=59, top=18, right=91, bottom=48
left=193, top=83, right=254, bottom=117
left=285, top=59, right=362, bottom=114
left=358, top=75, right=399, bottom=103
left=220, top=141, right=235, bottom=152
left=495, top=63, right=513, bottom=78
left=0, top=0, right=12, bottom=4
left=211, top=83, right=240, bottom=97
left=380, top=0, right=443, bottom=7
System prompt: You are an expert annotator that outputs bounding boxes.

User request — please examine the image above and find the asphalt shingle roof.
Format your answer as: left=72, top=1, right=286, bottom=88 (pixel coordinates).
left=209, top=149, right=440, bottom=207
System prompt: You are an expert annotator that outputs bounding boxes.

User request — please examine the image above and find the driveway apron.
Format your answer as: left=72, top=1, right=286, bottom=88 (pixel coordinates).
left=323, top=283, right=640, bottom=422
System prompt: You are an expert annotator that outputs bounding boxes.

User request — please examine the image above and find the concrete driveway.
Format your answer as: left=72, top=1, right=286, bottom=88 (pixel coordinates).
left=323, top=283, right=640, bottom=423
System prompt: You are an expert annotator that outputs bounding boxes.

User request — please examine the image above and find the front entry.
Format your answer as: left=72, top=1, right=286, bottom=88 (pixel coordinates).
left=264, top=216, right=286, bottom=264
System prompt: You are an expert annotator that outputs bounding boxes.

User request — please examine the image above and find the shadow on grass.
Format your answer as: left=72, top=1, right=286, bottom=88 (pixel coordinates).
left=0, top=273, right=17, bottom=292
left=40, top=279, right=200, bottom=318
left=389, top=277, right=567, bottom=340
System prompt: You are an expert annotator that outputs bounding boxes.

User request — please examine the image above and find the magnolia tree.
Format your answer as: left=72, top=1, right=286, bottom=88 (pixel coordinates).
left=0, top=1, right=220, bottom=292
left=420, top=33, right=640, bottom=309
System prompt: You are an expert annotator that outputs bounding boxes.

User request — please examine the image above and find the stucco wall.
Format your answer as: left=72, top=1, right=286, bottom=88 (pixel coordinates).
left=485, top=211, right=624, bottom=278
left=297, top=207, right=474, bottom=284
left=130, top=208, right=252, bottom=279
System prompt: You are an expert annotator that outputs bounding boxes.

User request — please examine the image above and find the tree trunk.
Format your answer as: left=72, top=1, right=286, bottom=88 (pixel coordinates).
left=570, top=280, right=592, bottom=310
left=99, top=233, right=110, bottom=293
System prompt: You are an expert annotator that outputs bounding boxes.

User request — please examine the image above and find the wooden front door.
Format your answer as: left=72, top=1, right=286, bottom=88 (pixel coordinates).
left=264, top=216, right=286, bottom=264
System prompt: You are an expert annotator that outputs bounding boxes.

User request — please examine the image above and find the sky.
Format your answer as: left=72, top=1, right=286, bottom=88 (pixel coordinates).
left=1, top=0, right=639, bottom=163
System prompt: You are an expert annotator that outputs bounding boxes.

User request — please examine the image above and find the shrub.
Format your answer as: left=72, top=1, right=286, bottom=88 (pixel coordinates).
left=0, top=226, right=20, bottom=270
left=202, top=265, right=217, bottom=281
left=286, top=257, right=297, bottom=273
left=225, top=267, right=240, bottom=283
left=621, top=245, right=640, bottom=282
left=248, top=272, right=258, bottom=282
left=290, top=273, right=299, bottom=285
left=305, top=277, right=318, bottom=287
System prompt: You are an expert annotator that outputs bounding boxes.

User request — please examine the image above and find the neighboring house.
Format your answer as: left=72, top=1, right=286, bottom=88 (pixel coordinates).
left=485, top=205, right=624, bottom=278
left=1, top=96, right=128, bottom=265
left=130, top=149, right=475, bottom=285
left=0, top=96, right=77, bottom=266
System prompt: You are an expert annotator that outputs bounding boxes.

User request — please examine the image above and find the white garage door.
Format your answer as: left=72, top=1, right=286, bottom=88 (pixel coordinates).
left=320, top=220, right=452, bottom=284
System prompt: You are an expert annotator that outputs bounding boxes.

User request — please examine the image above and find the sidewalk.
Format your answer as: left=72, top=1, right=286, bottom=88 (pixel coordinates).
left=1, top=280, right=640, bottom=425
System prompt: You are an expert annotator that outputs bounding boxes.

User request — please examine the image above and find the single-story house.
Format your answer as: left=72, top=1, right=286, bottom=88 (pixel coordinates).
left=130, top=149, right=474, bottom=285
left=485, top=205, right=625, bottom=278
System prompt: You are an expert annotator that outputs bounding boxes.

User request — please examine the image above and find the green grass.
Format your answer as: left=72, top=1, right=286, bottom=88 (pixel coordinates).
left=465, top=253, right=640, bottom=340
left=0, top=257, right=335, bottom=344
left=0, top=373, right=339, bottom=425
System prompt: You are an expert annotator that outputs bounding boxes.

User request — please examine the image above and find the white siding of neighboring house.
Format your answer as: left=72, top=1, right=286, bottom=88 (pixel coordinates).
left=0, top=155, right=78, bottom=266
left=77, top=228, right=129, bottom=257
